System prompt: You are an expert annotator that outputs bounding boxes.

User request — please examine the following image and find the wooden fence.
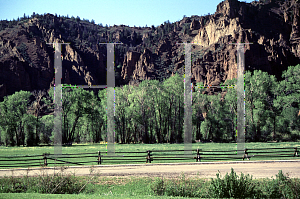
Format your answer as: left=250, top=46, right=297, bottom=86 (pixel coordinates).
left=0, top=147, right=298, bottom=168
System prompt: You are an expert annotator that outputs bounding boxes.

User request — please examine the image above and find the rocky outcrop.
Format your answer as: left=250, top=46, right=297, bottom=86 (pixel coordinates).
left=121, top=48, right=155, bottom=81
left=189, top=0, right=300, bottom=87
left=193, top=17, right=242, bottom=48
left=190, top=19, right=200, bottom=31
left=0, top=18, right=109, bottom=100
left=0, top=25, right=53, bottom=99
left=290, top=1, right=300, bottom=57
left=1, top=0, right=300, bottom=100
left=121, top=51, right=140, bottom=80
left=156, top=38, right=172, bottom=54
left=132, top=48, right=155, bottom=80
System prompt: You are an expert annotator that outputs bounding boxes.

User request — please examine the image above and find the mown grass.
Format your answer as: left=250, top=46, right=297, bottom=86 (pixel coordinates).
left=0, top=142, right=299, bottom=168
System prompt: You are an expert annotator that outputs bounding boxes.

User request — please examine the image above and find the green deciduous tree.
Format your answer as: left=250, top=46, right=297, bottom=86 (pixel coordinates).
left=0, top=91, right=32, bottom=146
left=61, top=87, right=98, bottom=144
left=163, top=73, right=184, bottom=143
left=274, top=64, right=300, bottom=140
left=245, top=70, right=273, bottom=141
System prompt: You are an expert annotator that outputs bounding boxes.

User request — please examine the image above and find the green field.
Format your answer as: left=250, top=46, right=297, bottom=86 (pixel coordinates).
left=0, top=142, right=299, bottom=168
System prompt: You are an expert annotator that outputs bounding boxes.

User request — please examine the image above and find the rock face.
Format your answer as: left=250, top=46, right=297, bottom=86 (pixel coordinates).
left=190, top=19, right=200, bottom=31
left=121, top=51, right=141, bottom=80
left=121, top=48, right=155, bottom=83
left=133, top=48, right=155, bottom=80
left=1, top=0, right=300, bottom=100
left=0, top=25, right=54, bottom=99
left=119, top=0, right=300, bottom=89
left=0, top=17, right=107, bottom=100
left=189, top=0, right=300, bottom=87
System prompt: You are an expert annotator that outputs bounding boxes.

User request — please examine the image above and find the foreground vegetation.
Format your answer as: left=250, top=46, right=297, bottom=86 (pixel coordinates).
left=0, top=168, right=299, bottom=198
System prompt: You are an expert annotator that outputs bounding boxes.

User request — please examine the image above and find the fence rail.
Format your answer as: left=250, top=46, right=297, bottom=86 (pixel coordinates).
left=0, top=147, right=298, bottom=168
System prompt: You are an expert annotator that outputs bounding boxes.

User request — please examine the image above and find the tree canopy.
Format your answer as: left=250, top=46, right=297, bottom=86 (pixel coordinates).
left=0, top=65, right=299, bottom=146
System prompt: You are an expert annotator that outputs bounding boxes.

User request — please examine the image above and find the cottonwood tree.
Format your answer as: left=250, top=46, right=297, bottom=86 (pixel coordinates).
left=147, top=79, right=166, bottom=143
left=274, top=65, right=300, bottom=140
left=89, top=95, right=105, bottom=143
left=163, top=73, right=184, bottom=143
left=0, top=91, right=32, bottom=146
left=200, top=94, right=226, bottom=142
left=28, top=90, right=48, bottom=145
left=223, top=78, right=238, bottom=142
left=23, top=114, right=36, bottom=146
left=127, top=81, right=151, bottom=143
left=61, top=88, right=97, bottom=143
left=39, top=114, right=53, bottom=144
left=244, top=70, right=272, bottom=141
left=192, top=82, right=207, bottom=141
left=115, top=86, right=132, bottom=143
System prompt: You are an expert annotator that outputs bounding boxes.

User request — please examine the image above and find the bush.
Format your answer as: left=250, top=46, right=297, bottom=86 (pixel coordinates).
left=259, top=177, right=281, bottom=198
left=151, top=173, right=210, bottom=198
left=275, top=170, right=299, bottom=199
left=164, top=173, right=192, bottom=197
left=209, top=168, right=260, bottom=198
left=0, top=171, right=87, bottom=194
left=150, top=177, right=165, bottom=196
left=257, top=170, right=300, bottom=198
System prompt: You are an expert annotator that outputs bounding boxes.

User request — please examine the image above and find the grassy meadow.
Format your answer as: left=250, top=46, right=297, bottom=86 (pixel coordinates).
left=0, top=142, right=299, bottom=168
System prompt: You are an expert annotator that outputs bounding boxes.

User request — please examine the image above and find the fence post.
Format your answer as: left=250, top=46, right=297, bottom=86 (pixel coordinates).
left=146, top=150, right=152, bottom=163
left=195, top=149, right=201, bottom=162
left=242, top=148, right=249, bottom=160
left=43, top=153, right=48, bottom=166
left=294, top=147, right=298, bottom=157
left=98, top=151, right=101, bottom=165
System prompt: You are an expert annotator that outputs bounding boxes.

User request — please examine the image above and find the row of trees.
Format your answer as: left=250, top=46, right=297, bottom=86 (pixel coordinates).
left=0, top=65, right=299, bottom=146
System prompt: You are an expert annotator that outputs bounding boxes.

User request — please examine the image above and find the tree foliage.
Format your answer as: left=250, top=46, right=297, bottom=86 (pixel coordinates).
left=0, top=66, right=299, bottom=146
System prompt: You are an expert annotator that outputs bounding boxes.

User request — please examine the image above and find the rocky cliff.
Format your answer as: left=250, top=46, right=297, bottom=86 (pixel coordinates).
left=0, top=0, right=300, bottom=100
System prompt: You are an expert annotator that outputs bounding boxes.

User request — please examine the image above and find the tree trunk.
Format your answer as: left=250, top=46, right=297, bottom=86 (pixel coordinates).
left=173, top=99, right=177, bottom=143
left=63, top=114, right=67, bottom=144
left=158, top=105, right=163, bottom=143
left=273, top=115, right=276, bottom=141
left=153, top=103, right=160, bottom=143
left=177, top=100, right=182, bottom=143
left=15, top=126, right=19, bottom=146
left=168, top=101, right=173, bottom=143
left=256, top=120, right=261, bottom=141
left=231, top=119, right=235, bottom=142
left=122, top=116, right=125, bottom=144
left=35, top=115, right=39, bottom=146
left=69, top=115, right=80, bottom=143
left=134, top=123, right=137, bottom=144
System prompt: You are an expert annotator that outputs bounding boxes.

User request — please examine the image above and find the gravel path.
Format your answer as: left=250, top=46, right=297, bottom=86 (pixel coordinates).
left=0, top=160, right=299, bottom=179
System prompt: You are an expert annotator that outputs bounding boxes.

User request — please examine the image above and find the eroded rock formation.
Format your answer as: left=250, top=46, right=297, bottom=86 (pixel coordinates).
left=0, top=0, right=300, bottom=100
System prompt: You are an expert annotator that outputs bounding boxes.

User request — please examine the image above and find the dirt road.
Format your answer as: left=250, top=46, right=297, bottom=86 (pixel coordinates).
left=0, top=160, right=299, bottom=179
